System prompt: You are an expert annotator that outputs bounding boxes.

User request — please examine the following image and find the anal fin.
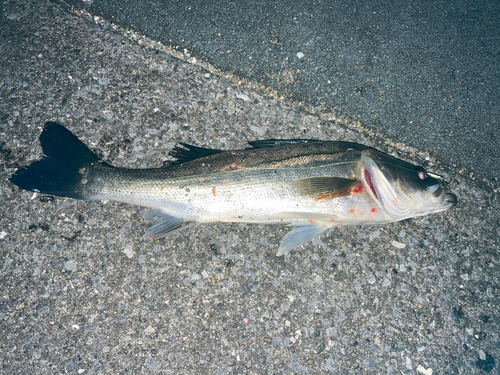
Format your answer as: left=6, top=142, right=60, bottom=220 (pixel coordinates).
left=141, top=209, right=194, bottom=239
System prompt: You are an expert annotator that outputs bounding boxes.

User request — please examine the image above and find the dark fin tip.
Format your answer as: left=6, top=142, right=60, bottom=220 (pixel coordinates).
left=9, top=122, right=106, bottom=199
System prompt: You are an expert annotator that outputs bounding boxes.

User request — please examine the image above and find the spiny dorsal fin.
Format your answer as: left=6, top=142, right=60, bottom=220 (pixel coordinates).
left=168, top=143, right=224, bottom=164
left=294, top=177, right=360, bottom=201
left=247, top=139, right=318, bottom=148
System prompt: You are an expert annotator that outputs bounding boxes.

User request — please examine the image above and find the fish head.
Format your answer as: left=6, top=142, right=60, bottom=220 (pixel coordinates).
left=358, top=149, right=457, bottom=221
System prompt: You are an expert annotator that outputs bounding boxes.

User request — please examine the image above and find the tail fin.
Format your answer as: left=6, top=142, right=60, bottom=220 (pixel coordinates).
left=9, top=122, right=110, bottom=199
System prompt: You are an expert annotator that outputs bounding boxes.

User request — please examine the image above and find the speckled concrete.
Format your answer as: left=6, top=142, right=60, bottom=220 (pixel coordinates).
left=66, top=0, right=500, bottom=189
left=0, top=1, right=498, bottom=374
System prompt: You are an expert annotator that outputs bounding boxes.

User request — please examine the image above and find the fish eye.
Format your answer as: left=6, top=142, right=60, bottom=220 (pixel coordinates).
left=418, top=168, right=427, bottom=180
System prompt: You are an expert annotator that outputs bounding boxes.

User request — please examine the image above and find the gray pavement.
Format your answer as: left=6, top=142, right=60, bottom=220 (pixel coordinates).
left=1, top=1, right=499, bottom=374
left=66, top=0, right=500, bottom=188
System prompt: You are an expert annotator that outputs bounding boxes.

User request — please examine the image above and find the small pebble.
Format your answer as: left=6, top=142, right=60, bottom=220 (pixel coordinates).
left=416, top=365, right=433, bottom=375
left=249, top=125, right=265, bottom=136
left=64, top=261, right=76, bottom=271
left=391, top=240, right=406, bottom=249
left=144, top=325, right=155, bottom=335
left=236, top=94, right=250, bottom=101
left=123, top=244, right=134, bottom=258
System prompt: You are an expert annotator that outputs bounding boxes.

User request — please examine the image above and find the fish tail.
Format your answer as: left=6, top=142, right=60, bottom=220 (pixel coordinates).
left=9, top=121, right=110, bottom=199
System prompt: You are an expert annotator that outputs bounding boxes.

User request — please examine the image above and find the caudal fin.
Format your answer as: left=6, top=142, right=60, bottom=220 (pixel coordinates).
left=9, top=122, right=110, bottom=199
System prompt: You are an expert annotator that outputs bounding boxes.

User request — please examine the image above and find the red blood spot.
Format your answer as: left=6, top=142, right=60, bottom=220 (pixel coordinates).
left=351, top=184, right=364, bottom=195
left=222, top=162, right=246, bottom=171
left=212, top=186, right=216, bottom=196
left=349, top=209, right=355, bottom=213
left=364, top=169, right=378, bottom=199
left=371, top=208, right=376, bottom=213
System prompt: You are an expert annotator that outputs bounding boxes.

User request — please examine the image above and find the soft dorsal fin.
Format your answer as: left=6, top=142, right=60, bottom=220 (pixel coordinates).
left=294, top=177, right=360, bottom=201
left=247, top=139, right=318, bottom=148
left=168, top=143, right=224, bottom=164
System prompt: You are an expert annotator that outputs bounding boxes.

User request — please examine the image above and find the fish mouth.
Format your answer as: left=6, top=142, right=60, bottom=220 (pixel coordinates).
left=443, top=192, right=457, bottom=208
left=428, top=183, right=457, bottom=209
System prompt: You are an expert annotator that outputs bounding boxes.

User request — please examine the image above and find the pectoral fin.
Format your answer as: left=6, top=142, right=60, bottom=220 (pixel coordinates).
left=277, top=224, right=331, bottom=256
left=142, top=210, right=194, bottom=239
left=294, top=177, right=359, bottom=201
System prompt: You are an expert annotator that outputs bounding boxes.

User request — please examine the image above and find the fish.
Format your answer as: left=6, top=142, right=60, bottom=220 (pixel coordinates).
left=9, top=122, right=457, bottom=255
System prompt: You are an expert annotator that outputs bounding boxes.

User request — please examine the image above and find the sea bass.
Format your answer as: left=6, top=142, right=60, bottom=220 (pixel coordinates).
left=10, top=122, right=457, bottom=255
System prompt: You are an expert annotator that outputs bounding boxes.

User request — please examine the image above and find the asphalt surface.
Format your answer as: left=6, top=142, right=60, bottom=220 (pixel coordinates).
left=1, top=1, right=499, bottom=374
left=65, top=0, right=500, bottom=189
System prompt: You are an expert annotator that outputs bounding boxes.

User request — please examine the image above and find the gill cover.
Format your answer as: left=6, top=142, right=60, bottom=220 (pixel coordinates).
left=360, top=149, right=455, bottom=221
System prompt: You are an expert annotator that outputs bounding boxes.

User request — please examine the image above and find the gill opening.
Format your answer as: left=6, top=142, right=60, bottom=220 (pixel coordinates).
left=364, top=169, right=378, bottom=199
